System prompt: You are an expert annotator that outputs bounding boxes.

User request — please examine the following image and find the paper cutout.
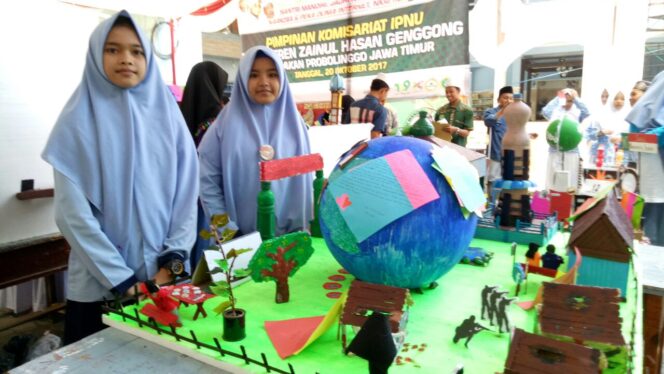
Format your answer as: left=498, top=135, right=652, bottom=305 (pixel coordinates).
left=192, top=231, right=262, bottom=286
left=265, top=316, right=325, bottom=358
left=621, top=191, right=644, bottom=229
left=384, top=150, right=439, bottom=209
left=336, top=193, right=352, bottom=210
left=431, top=163, right=472, bottom=218
left=264, top=293, right=345, bottom=358
left=531, top=191, right=550, bottom=216
left=294, top=292, right=345, bottom=355
left=431, top=146, right=486, bottom=217
left=328, top=149, right=439, bottom=242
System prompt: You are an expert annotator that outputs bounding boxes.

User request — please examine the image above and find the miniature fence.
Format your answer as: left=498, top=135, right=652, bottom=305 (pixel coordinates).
left=477, top=210, right=558, bottom=235
left=101, top=301, right=317, bottom=374
left=475, top=209, right=559, bottom=246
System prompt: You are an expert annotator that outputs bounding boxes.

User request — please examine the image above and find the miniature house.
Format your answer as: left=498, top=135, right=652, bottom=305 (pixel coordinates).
left=567, top=190, right=633, bottom=297
left=340, top=280, right=409, bottom=349
left=538, top=283, right=627, bottom=372
left=504, top=328, right=602, bottom=373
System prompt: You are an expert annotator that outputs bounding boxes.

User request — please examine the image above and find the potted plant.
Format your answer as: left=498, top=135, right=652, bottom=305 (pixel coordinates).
left=200, top=214, right=252, bottom=342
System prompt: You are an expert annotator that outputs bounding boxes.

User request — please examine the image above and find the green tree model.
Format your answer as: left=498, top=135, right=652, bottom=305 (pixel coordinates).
left=248, top=231, right=314, bottom=303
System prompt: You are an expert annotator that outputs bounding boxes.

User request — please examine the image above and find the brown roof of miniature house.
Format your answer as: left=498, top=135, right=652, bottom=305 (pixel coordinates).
left=568, top=190, right=633, bottom=262
left=539, top=283, right=625, bottom=346
left=341, top=280, right=409, bottom=333
left=504, top=328, right=601, bottom=374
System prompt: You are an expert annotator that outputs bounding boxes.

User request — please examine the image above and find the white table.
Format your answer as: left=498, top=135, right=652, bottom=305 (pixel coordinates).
left=11, top=327, right=230, bottom=374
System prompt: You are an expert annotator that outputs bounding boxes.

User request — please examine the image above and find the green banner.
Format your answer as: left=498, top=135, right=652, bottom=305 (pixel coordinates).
left=241, top=0, right=468, bottom=84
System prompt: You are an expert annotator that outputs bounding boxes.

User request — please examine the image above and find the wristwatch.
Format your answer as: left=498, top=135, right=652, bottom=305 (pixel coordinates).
left=164, top=258, right=185, bottom=278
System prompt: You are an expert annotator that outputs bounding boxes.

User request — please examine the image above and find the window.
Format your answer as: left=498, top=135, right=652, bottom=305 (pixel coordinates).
left=643, top=42, right=664, bottom=81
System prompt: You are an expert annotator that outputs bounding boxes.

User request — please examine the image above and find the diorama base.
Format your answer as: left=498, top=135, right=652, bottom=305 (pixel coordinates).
left=103, top=236, right=641, bottom=373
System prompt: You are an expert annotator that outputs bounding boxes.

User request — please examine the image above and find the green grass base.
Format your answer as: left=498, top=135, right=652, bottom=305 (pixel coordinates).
left=105, top=233, right=640, bottom=373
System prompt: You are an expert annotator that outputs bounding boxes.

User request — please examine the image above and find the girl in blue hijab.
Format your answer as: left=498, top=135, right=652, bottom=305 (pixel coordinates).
left=626, top=71, right=664, bottom=245
left=42, top=11, right=198, bottom=343
left=199, top=46, right=313, bottom=236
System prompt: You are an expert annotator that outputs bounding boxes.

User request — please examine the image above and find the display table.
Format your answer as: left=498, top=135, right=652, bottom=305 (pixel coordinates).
left=100, top=236, right=642, bottom=373
left=635, top=242, right=664, bottom=373
left=10, top=327, right=238, bottom=374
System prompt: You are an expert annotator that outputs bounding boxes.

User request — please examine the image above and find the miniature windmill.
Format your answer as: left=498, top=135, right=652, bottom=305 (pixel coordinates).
left=328, top=74, right=344, bottom=125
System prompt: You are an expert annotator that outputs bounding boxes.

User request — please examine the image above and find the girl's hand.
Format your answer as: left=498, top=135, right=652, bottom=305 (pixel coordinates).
left=126, top=282, right=146, bottom=301
left=154, top=267, right=173, bottom=285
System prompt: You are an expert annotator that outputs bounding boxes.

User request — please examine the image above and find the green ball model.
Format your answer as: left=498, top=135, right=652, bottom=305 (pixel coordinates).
left=546, top=117, right=582, bottom=151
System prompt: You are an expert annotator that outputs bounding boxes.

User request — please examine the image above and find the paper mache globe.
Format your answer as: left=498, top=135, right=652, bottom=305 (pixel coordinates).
left=319, top=136, right=479, bottom=288
left=546, top=117, right=582, bottom=151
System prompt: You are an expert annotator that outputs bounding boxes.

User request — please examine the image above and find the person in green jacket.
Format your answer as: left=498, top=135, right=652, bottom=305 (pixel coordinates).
left=435, top=81, right=474, bottom=147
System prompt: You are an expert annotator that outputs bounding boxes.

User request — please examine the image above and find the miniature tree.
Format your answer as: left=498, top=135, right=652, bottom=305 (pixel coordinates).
left=199, top=214, right=252, bottom=315
left=248, top=231, right=314, bottom=303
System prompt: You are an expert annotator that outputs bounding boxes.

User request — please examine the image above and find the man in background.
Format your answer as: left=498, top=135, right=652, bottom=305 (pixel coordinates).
left=435, top=82, right=474, bottom=147
left=483, top=86, right=514, bottom=192
left=350, top=78, right=390, bottom=138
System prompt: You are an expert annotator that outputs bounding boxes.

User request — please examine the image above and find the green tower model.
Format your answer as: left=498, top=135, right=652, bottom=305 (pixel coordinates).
left=257, top=181, right=275, bottom=240
left=310, top=169, right=325, bottom=237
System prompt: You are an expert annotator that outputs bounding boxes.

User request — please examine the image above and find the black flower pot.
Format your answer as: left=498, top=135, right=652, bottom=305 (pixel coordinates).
left=223, top=308, right=246, bottom=341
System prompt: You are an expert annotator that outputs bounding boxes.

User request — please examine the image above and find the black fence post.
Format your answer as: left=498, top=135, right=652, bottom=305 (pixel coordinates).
left=240, top=345, right=250, bottom=364
left=213, top=338, right=225, bottom=357
left=190, top=330, right=201, bottom=349
left=170, top=325, right=180, bottom=341
left=133, top=309, right=144, bottom=328
left=260, top=352, right=271, bottom=372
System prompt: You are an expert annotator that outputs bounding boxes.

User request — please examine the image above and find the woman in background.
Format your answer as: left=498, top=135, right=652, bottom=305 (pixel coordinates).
left=180, top=61, right=228, bottom=146
left=341, top=94, right=355, bottom=124
left=584, top=90, right=630, bottom=165
left=180, top=61, right=228, bottom=268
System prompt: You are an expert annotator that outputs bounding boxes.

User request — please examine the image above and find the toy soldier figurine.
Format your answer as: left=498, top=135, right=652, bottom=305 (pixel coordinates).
left=453, top=315, right=491, bottom=348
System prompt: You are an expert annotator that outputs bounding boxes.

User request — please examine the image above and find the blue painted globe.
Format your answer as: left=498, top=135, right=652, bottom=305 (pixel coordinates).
left=319, top=136, right=479, bottom=288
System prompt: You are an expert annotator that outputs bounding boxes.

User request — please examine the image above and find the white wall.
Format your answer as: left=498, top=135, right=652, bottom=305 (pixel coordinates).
left=0, top=2, right=100, bottom=244
left=470, top=0, right=651, bottom=102
left=0, top=2, right=203, bottom=245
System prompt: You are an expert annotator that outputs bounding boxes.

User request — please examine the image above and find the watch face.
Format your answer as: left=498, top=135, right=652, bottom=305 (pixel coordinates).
left=170, top=260, right=185, bottom=276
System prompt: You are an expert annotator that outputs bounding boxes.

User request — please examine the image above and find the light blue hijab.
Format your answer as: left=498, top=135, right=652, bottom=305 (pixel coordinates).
left=198, top=46, right=313, bottom=235
left=627, top=71, right=664, bottom=131
left=626, top=70, right=664, bottom=167
left=42, top=11, right=198, bottom=256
